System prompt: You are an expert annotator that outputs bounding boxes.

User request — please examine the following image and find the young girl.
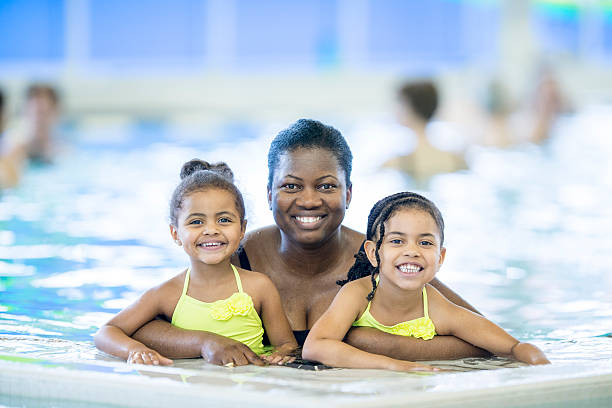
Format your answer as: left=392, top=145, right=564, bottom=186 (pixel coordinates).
left=94, top=159, right=297, bottom=366
left=302, top=192, right=549, bottom=371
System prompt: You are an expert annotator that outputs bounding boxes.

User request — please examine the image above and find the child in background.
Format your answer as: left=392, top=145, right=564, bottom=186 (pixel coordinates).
left=303, top=192, right=549, bottom=371
left=95, top=159, right=297, bottom=366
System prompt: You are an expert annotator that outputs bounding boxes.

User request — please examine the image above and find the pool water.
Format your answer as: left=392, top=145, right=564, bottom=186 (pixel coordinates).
left=1, top=110, right=611, bottom=407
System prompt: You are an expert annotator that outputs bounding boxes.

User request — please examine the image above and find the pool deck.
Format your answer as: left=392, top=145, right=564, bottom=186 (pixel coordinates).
left=1, top=353, right=611, bottom=408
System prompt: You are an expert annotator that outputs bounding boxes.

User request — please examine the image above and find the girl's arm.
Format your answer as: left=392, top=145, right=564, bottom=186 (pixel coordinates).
left=302, top=282, right=437, bottom=372
left=431, top=287, right=549, bottom=365
left=94, top=285, right=173, bottom=366
left=252, top=274, right=297, bottom=365
left=344, top=277, right=488, bottom=361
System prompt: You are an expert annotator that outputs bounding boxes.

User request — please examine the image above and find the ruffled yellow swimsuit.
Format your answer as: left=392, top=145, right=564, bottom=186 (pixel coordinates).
left=171, top=264, right=265, bottom=354
left=352, top=281, right=437, bottom=340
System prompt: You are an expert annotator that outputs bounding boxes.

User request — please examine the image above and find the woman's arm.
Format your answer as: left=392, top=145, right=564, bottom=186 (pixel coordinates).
left=344, top=327, right=491, bottom=360
left=302, top=283, right=436, bottom=372
left=343, top=279, right=489, bottom=360
left=429, top=277, right=480, bottom=314
left=132, top=319, right=263, bottom=366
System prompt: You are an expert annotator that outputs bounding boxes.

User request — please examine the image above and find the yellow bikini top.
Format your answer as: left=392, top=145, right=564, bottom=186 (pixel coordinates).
left=171, top=264, right=265, bottom=354
left=352, top=279, right=437, bottom=340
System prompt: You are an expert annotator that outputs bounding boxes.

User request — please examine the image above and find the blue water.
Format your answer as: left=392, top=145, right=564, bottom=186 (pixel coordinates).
left=1, top=109, right=611, bottom=367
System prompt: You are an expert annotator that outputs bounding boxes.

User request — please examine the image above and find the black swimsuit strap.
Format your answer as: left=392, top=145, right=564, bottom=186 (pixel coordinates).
left=236, top=246, right=311, bottom=347
left=236, top=246, right=252, bottom=271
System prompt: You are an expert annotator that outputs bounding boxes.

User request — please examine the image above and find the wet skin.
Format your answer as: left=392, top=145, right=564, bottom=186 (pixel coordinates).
left=244, top=147, right=363, bottom=330
left=132, top=147, right=489, bottom=362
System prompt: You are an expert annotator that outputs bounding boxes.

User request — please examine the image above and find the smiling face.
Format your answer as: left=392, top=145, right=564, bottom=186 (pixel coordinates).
left=268, top=148, right=352, bottom=248
left=170, top=189, right=245, bottom=266
left=365, top=208, right=445, bottom=291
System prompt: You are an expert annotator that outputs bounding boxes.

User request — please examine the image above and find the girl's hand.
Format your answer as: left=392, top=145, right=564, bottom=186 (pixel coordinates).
left=200, top=336, right=265, bottom=367
left=261, top=351, right=296, bottom=366
left=261, top=343, right=297, bottom=365
left=127, top=347, right=173, bottom=366
left=389, top=360, right=440, bottom=372
left=511, top=342, right=550, bottom=365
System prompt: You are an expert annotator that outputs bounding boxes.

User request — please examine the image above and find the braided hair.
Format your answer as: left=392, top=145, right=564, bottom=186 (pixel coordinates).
left=169, top=159, right=245, bottom=227
left=337, top=192, right=445, bottom=301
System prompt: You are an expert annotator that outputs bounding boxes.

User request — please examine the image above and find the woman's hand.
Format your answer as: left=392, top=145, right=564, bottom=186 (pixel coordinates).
left=127, top=346, right=173, bottom=366
left=511, top=342, right=550, bottom=365
left=200, top=336, right=265, bottom=367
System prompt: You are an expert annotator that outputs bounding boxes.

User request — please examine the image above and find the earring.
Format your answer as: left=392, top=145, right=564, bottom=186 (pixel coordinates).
left=175, top=240, right=182, bottom=246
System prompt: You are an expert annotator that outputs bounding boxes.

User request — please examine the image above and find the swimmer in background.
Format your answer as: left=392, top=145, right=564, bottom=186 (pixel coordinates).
left=94, top=159, right=297, bottom=366
left=0, top=88, right=5, bottom=134
left=303, top=192, right=550, bottom=371
left=3, top=83, right=61, bottom=163
left=383, top=80, right=467, bottom=185
left=0, top=84, right=61, bottom=188
left=528, top=67, right=569, bottom=145
left=22, top=83, right=61, bottom=163
left=0, top=88, right=25, bottom=189
left=479, top=67, right=569, bottom=148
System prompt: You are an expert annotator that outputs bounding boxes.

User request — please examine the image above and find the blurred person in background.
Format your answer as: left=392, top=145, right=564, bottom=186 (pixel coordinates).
left=527, top=66, right=569, bottom=144
left=0, top=88, right=24, bottom=189
left=21, top=83, right=61, bottom=163
left=383, top=80, right=468, bottom=186
left=0, top=83, right=61, bottom=189
left=0, top=88, right=5, bottom=134
left=478, top=66, right=569, bottom=148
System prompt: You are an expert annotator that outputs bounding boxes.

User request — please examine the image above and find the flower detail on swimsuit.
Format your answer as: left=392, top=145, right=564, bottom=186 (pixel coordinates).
left=387, top=317, right=437, bottom=340
left=210, top=293, right=254, bottom=321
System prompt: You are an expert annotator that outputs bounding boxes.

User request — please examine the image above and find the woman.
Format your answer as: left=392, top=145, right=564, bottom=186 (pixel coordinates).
left=132, top=119, right=487, bottom=366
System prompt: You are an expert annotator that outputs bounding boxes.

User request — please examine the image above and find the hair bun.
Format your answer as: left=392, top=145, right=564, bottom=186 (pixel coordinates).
left=180, top=159, right=234, bottom=181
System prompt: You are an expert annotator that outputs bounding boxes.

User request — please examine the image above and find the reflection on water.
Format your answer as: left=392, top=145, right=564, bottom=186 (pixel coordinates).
left=1, top=110, right=611, bottom=368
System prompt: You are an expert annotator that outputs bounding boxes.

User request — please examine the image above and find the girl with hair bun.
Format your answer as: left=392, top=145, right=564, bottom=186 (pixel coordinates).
left=303, top=192, right=549, bottom=371
left=94, top=159, right=297, bottom=366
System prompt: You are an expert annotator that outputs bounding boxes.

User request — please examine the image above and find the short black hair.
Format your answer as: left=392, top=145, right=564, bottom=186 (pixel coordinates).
left=338, top=192, right=445, bottom=301
left=267, top=119, right=353, bottom=188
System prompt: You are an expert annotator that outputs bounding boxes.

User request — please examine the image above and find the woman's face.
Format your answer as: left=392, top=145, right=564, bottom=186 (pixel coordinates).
left=268, top=147, right=352, bottom=248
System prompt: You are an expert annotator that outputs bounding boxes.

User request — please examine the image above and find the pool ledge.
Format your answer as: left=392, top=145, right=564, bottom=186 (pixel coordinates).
left=1, top=355, right=611, bottom=407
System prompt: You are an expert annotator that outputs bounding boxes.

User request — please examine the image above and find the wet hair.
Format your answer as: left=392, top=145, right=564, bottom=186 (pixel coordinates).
left=267, top=119, right=353, bottom=188
left=169, top=159, right=245, bottom=227
left=26, top=83, right=59, bottom=106
left=337, top=192, right=445, bottom=300
left=398, top=80, right=438, bottom=122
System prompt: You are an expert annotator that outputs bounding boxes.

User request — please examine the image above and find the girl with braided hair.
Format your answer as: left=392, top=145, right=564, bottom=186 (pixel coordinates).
left=303, top=192, right=549, bottom=371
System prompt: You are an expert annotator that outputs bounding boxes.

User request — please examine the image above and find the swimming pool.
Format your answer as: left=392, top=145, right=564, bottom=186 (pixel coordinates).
left=1, top=110, right=611, bottom=407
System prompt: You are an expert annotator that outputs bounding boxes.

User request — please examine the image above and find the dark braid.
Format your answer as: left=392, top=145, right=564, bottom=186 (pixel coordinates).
left=338, top=192, right=445, bottom=301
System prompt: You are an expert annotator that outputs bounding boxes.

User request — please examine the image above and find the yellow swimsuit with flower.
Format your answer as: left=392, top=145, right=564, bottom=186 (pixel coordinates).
left=171, top=264, right=265, bottom=354
left=352, top=280, right=437, bottom=340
